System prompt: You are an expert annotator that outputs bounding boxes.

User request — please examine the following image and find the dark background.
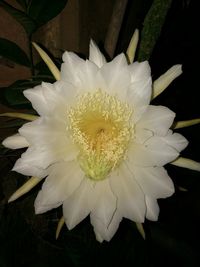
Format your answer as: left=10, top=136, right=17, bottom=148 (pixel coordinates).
left=0, top=0, right=200, bottom=266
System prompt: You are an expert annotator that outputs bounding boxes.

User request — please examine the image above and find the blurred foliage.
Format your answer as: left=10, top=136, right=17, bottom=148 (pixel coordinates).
left=0, top=0, right=68, bottom=36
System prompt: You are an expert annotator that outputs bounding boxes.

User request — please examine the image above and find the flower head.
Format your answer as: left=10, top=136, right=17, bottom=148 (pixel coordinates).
left=3, top=40, right=188, bottom=242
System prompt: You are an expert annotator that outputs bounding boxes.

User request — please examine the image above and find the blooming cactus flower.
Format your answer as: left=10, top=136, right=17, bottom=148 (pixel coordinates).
left=2, top=40, right=189, bottom=242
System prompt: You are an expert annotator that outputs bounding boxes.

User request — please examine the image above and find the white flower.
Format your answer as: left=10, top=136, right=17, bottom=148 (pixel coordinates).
left=2, top=41, right=188, bottom=242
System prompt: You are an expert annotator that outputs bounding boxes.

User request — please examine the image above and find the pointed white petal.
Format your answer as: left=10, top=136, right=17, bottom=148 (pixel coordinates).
left=34, top=161, right=84, bottom=214
left=24, top=82, right=67, bottom=117
left=110, top=163, right=146, bottom=223
left=91, top=210, right=122, bottom=242
left=63, top=178, right=97, bottom=230
left=126, top=29, right=139, bottom=63
left=128, top=61, right=152, bottom=121
left=171, top=157, right=200, bottom=171
left=99, top=53, right=130, bottom=99
left=32, top=42, right=60, bottom=81
left=8, top=176, right=42, bottom=203
left=24, top=85, right=49, bottom=116
left=174, top=118, right=200, bottom=129
left=89, top=39, right=106, bottom=68
left=13, top=156, right=47, bottom=178
left=61, top=52, right=99, bottom=93
left=90, top=179, right=117, bottom=228
left=128, top=61, right=151, bottom=83
left=19, top=119, right=78, bottom=169
left=130, top=165, right=174, bottom=198
left=152, top=65, right=182, bottom=99
left=136, top=105, right=175, bottom=136
left=145, top=196, right=160, bottom=221
left=128, top=136, right=179, bottom=167
left=161, top=130, right=188, bottom=152
left=2, top=134, right=29, bottom=149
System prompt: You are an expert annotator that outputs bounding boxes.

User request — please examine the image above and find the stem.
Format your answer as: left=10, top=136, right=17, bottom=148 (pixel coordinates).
left=104, top=0, right=128, bottom=59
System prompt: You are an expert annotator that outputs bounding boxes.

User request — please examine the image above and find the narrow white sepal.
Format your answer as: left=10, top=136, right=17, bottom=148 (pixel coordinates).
left=56, top=216, right=65, bottom=239
left=174, top=118, right=200, bottom=129
left=178, top=186, right=188, bottom=192
left=2, top=134, right=29, bottom=149
left=171, top=157, right=200, bottom=171
left=126, top=29, right=139, bottom=64
left=0, top=112, right=38, bottom=121
left=32, top=42, right=61, bottom=81
left=8, top=176, right=42, bottom=203
left=152, top=65, right=182, bottom=99
left=136, top=222, right=146, bottom=239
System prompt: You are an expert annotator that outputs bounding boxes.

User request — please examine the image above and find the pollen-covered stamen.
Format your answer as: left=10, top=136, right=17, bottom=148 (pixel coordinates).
left=67, top=89, right=133, bottom=180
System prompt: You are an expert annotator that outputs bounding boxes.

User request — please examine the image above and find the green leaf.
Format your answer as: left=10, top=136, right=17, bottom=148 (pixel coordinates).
left=27, top=0, right=68, bottom=27
left=138, top=0, right=173, bottom=61
left=0, top=0, right=36, bottom=35
left=0, top=38, right=30, bottom=67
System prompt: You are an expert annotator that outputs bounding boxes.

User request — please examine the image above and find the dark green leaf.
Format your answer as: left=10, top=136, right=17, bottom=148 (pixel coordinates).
left=27, top=0, right=68, bottom=27
left=0, top=0, right=36, bottom=35
left=16, top=0, right=28, bottom=10
left=0, top=38, right=30, bottom=67
left=1, top=79, right=42, bottom=107
left=138, top=0, right=173, bottom=61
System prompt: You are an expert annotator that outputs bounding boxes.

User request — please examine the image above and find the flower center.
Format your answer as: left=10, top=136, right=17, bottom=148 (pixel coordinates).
left=67, top=89, right=133, bottom=180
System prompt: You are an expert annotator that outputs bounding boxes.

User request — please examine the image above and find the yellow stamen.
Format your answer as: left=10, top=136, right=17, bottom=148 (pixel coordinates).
left=68, top=89, right=133, bottom=180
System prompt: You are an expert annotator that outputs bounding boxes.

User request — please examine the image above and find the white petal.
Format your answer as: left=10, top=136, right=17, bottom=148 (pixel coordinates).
left=136, top=105, right=175, bottom=137
left=24, top=82, right=65, bottom=116
left=19, top=118, right=66, bottom=144
left=34, top=161, right=84, bottom=214
left=24, top=85, right=48, bottom=116
left=110, top=163, right=146, bottom=223
left=90, top=210, right=122, bottom=242
left=63, top=178, right=97, bottom=230
left=128, top=136, right=179, bottom=167
left=145, top=196, right=160, bottom=221
left=19, top=119, right=78, bottom=168
left=129, top=61, right=151, bottom=83
left=2, top=134, right=29, bottom=149
left=61, top=52, right=99, bottom=92
left=89, top=40, right=106, bottom=68
left=61, top=51, right=85, bottom=85
left=161, top=130, right=188, bottom=152
left=127, top=62, right=152, bottom=122
left=129, top=165, right=174, bottom=198
left=90, top=179, right=117, bottom=228
left=12, top=158, right=47, bottom=178
left=99, top=53, right=130, bottom=99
